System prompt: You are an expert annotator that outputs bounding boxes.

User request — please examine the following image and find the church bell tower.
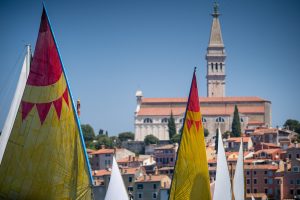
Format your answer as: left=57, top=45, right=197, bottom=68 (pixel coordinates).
left=206, top=2, right=226, bottom=97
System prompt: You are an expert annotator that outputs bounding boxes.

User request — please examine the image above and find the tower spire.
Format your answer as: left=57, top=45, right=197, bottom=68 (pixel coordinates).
left=206, top=2, right=226, bottom=97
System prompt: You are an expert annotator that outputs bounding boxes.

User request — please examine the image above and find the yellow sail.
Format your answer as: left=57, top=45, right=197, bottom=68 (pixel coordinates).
left=169, top=70, right=211, bottom=200
left=0, top=7, right=92, bottom=199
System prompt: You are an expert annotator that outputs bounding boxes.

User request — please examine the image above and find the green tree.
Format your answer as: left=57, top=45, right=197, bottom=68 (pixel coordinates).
left=171, top=134, right=181, bottom=144
left=118, top=132, right=135, bottom=142
left=98, top=129, right=104, bottom=135
left=284, top=119, right=300, bottom=133
left=204, top=128, right=209, bottom=137
left=231, top=105, right=241, bottom=137
left=81, top=124, right=95, bottom=142
left=110, top=136, right=121, bottom=148
left=95, top=134, right=112, bottom=149
left=178, top=126, right=183, bottom=135
left=144, top=134, right=159, bottom=145
left=223, top=131, right=231, bottom=139
left=168, top=112, right=177, bottom=139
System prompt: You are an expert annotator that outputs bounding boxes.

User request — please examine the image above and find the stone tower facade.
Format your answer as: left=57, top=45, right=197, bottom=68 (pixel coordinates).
left=206, top=3, right=226, bottom=97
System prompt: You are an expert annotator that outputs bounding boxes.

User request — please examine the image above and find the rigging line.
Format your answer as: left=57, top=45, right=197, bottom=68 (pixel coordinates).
left=0, top=46, right=26, bottom=97
left=0, top=47, right=27, bottom=119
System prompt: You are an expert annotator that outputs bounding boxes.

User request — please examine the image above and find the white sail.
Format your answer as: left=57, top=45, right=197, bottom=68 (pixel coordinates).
left=0, top=46, right=30, bottom=164
left=104, top=156, right=129, bottom=200
left=213, top=128, right=232, bottom=200
left=233, top=139, right=245, bottom=200
left=251, top=195, right=255, bottom=200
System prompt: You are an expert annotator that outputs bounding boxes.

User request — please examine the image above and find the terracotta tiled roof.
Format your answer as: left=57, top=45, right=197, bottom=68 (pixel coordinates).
left=89, top=149, right=115, bottom=155
left=137, top=106, right=265, bottom=116
left=137, top=107, right=185, bottom=116
left=121, top=167, right=141, bottom=175
left=252, top=128, right=277, bottom=135
left=141, top=96, right=268, bottom=103
left=117, top=156, right=145, bottom=163
left=86, top=148, right=95, bottom=154
left=244, top=164, right=279, bottom=170
left=227, top=137, right=251, bottom=143
left=154, top=144, right=177, bottom=150
left=92, top=169, right=111, bottom=177
left=254, top=149, right=281, bottom=155
left=135, top=174, right=170, bottom=184
left=260, top=142, right=280, bottom=148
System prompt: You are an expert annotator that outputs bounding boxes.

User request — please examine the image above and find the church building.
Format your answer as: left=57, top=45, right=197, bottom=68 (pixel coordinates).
left=134, top=3, right=271, bottom=141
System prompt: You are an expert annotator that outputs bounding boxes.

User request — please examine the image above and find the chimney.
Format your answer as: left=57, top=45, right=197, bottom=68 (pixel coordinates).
left=76, top=99, right=81, bottom=117
left=155, top=167, right=159, bottom=175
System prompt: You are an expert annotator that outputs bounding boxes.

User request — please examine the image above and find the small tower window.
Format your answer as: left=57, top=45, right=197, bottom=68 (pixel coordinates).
left=211, top=63, right=214, bottom=71
left=216, top=117, right=225, bottom=123
left=144, top=118, right=153, bottom=123
left=220, top=63, right=223, bottom=71
left=215, top=63, right=218, bottom=71
left=161, top=118, right=168, bottom=123
left=202, top=117, right=207, bottom=123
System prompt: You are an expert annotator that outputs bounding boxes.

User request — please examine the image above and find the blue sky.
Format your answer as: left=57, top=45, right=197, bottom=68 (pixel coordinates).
left=0, top=0, right=299, bottom=135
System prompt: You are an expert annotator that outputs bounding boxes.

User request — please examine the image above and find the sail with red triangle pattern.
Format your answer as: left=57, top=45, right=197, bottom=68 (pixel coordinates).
left=0, top=7, right=93, bottom=199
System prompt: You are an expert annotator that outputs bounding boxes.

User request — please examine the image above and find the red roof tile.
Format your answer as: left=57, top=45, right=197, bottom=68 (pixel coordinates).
left=89, top=149, right=115, bottom=155
left=137, top=106, right=265, bottom=116
left=227, top=137, right=251, bottom=143
left=92, top=169, right=111, bottom=176
left=142, top=96, right=268, bottom=103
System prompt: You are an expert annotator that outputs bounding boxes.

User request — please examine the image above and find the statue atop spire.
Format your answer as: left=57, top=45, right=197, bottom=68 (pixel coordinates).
left=212, top=1, right=220, bottom=18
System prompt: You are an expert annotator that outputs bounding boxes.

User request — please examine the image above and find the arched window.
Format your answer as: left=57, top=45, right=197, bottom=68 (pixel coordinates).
left=161, top=118, right=168, bottom=123
left=240, top=117, right=244, bottom=123
left=215, top=63, right=218, bottom=71
left=216, top=117, right=225, bottom=123
left=211, top=63, right=214, bottom=71
left=220, top=63, right=223, bottom=71
left=202, top=117, right=207, bottom=123
left=144, top=118, right=153, bottom=123
left=179, top=118, right=184, bottom=123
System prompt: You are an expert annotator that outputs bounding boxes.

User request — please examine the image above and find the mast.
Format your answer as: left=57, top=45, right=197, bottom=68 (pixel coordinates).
left=25, top=44, right=31, bottom=76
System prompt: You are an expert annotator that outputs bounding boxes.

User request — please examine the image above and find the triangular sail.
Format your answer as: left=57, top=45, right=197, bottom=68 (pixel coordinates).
left=169, top=69, right=211, bottom=200
left=213, top=128, right=232, bottom=200
left=233, top=139, right=245, bottom=200
left=0, top=46, right=31, bottom=164
left=0, top=7, right=92, bottom=199
left=104, top=157, right=129, bottom=200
